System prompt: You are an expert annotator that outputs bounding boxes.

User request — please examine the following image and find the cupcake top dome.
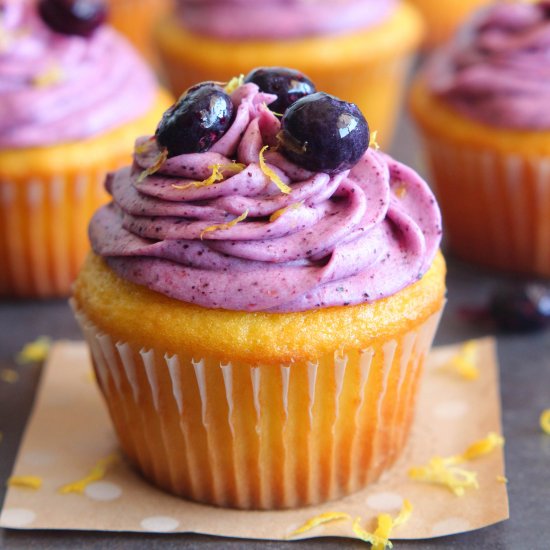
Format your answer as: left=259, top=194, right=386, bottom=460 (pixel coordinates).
left=175, top=0, right=397, bottom=40
left=89, top=67, right=441, bottom=312
left=0, top=0, right=157, bottom=148
left=425, top=1, right=550, bottom=129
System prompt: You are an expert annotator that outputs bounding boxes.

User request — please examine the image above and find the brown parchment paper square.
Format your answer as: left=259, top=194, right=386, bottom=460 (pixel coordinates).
left=0, top=338, right=508, bottom=541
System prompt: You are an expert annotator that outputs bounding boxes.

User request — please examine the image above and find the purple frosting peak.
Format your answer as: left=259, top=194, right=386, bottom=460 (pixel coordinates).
left=90, top=84, right=441, bottom=312
left=0, top=0, right=156, bottom=148
left=426, top=2, right=550, bottom=129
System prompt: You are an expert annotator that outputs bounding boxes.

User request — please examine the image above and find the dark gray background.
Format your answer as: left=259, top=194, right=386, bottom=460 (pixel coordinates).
left=1, top=112, right=549, bottom=550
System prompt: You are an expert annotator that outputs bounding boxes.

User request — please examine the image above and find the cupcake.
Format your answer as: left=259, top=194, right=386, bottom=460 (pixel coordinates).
left=154, top=0, right=424, bottom=149
left=0, top=0, right=172, bottom=298
left=408, top=0, right=493, bottom=48
left=411, top=2, right=550, bottom=277
left=106, top=0, right=172, bottom=66
left=72, top=68, right=445, bottom=509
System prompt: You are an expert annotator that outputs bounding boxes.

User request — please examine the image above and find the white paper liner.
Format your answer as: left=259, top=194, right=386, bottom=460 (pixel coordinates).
left=0, top=172, right=106, bottom=297
left=73, top=305, right=442, bottom=510
left=422, top=137, right=550, bottom=276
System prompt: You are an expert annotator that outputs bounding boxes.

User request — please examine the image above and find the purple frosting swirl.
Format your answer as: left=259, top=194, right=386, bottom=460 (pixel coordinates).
left=0, top=0, right=157, bottom=148
left=176, top=0, right=396, bottom=40
left=426, top=2, right=550, bottom=129
left=90, top=83, right=441, bottom=312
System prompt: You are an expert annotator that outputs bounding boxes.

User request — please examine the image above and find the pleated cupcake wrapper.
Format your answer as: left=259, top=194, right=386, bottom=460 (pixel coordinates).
left=421, top=136, right=550, bottom=276
left=74, top=304, right=443, bottom=510
left=0, top=171, right=110, bottom=298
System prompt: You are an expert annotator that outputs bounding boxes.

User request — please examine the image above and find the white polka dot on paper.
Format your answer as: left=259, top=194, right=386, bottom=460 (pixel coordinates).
left=21, top=450, right=57, bottom=467
left=0, top=508, right=36, bottom=527
left=433, top=400, right=469, bottom=420
left=84, top=481, right=122, bottom=501
left=366, top=492, right=404, bottom=511
left=140, top=516, right=180, bottom=532
left=431, top=517, right=471, bottom=536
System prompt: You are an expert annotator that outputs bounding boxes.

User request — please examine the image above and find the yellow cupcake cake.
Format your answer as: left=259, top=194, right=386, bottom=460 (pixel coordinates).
left=154, top=0, right=424, bottom=150
left=411, top=1, right=550, bottom=276
left=0, top=0, right=171, bottom=298
left=73, top=69, right=445, bottom=509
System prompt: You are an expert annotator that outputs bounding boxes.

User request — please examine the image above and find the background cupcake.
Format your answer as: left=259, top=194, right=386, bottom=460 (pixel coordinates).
left=154, top=0, right=424, bottom=149
left=410, top=1, right=550, bottom=277
left=0, top=0, right=172, bottom=298
left=73, top=71, right=445, bottom=509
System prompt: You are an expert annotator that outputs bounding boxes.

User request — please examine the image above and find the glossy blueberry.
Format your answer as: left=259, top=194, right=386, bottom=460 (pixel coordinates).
left=489, top=283, right=550, bottom=332
left=278, top=92, right=369, bottom=173
left=244, top=67, right=316, bottom=113
left=155, top=83, right=234, bottom=158
left=38, top=0, right=107, bottom=37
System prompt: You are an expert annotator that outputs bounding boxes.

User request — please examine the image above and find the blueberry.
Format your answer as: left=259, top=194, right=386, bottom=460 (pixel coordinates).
left=278, top=92, right=370, bottom=174
left=155, top=83, right=234, bottom=158
left=38, top=0, right=107, bottom=37
left=244, top=67, right=316, bottom=113
left=489, top=283, right=550, bottom=332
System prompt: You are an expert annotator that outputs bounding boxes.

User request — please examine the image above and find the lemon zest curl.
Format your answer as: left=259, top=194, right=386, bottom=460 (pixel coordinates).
left=259, top=146, right=291, bottom=194
left=200, top=210, right=249, bottom=240
left=172, top=163, right=245, bottom=190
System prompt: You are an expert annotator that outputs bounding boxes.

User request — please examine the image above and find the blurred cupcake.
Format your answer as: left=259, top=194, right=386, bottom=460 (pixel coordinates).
left=411, top=1, right=550, bottom=277
left=73, top=69, right=445, bottom=509
left=106, top=0, right=172, bottom=66
left=409, top=0, right=493, bottom=48
left=0, top=0, right=172, bottom=298
left=154, top=0, right=424, bottom=149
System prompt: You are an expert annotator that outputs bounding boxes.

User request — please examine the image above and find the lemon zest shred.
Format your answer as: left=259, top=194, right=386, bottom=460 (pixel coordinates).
left=200, top=210, right=249, bottom=240
left=393, top=499, right=413, bottom=528
left=408, top=457, right=479, bottom=496
left=370, top=130, right=380, bottom=150
left=540, top=409, right=550, bottom=435
left=172, top=163, right=245, bottom=190
left=259, top=145, right=292, bottom=194
left=224, top=74, right=244, bottom=94
left=394, top=185, right=407, bottom=199
left=134, top=138, right=157, bottom=155
left=351, top=517, right=378, bottom=546
left=269, top=202, right=303, bottom=223
left=289, top=512, right=350, bottom=537
left=137, top=149, right=168, bottom=183
left=1, top=369, right=19, bottom=383
left=441, top=339, right=479, bottom=380
left=16, top=336, right=51, bottom=364
left=32, top=64, right=63, bottom=87
left=8, top=476, right=43, bottom=490
left=458, top=432, right=504, bottom=462
left=59, top=454, right=118, bottom=495
left=496, top=475, right=508, bottom=484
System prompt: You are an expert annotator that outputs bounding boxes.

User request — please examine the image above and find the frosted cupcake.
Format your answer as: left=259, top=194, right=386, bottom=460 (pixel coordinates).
left=411, top=1, right=550, bottom=276
left=0, top=0, right=172, bottom=298
left=73, top=68, right=445, bottom=509
left=154, top=0, right=424, bottom=149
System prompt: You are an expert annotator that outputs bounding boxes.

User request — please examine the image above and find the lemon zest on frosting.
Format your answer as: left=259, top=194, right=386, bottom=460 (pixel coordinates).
left=441, top=339, right=479, bottom=380
left=540, top=409, right=550, bottom=434
left=137, top=149, right=168, bottom=183
left=269, top=202, right=303, bottom=223
left=32, top=64, right=64, bottom=88
left=200, top=210, right=249, bottom=240
left=224, top=74, right=244, bottom=94
left=1, top=369, right=19, bottom=383
left=259, top=145, right=292, bottom=194
left=8, top=476, right=43, bottom=490
left=289, top=512, right=350, bottom=537
left=172, top=163, right=245, bottom=190
left=59, top=454, right=118, bottom=494
left=369, top=130, right=380, bottom=150
left=394, top=185, right=407, bottom=199
left=16, top=336, right=51, bottom=364
left=134, top=137, right=157, bottom=155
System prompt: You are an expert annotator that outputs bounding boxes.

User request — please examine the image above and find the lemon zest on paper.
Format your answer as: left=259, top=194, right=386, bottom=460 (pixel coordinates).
left=200, top=210, right=249, bottom=240
left=496, top=475, right=508, bottom=484
left=137, top=149, right=168, bottom=183
left=59, top=454, right=118, bottom=494
left=172, top=163, right=245, bottom=190
left=441, top=339, right=479, bottom=380
left=259, top=146, right=291, bottom=194
left=289, top=512, right=351, bottom=537
left=540, top=409, right=550, bottom=435
left=1, top=369, right=19, bottom=383
left=16, top=336, right=51, bottom=364
left=8, top=476, right=43, bottom=490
